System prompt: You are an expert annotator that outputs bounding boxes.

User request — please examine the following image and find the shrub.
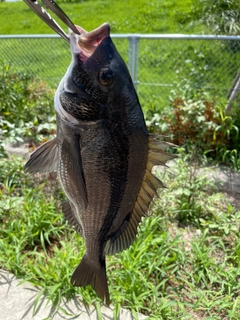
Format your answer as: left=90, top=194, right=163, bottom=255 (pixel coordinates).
left=195, top=0, right=240, bottom=35
left=0, top=61, right=55, bottom=153
left=146, top=86, right=240, bottom=167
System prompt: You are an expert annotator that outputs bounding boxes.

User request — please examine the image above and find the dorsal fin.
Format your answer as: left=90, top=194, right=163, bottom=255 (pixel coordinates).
left=104, top=135, right=175, bottom=256
left=104, top=209, right=140, bottom=255
left=136, top=134, right=175, bottom=213
left=147, top=135, right=176, bottom=170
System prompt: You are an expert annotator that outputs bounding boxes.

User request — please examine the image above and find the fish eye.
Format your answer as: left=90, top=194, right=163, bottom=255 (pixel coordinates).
left=98, top=68, right=113, bottom=86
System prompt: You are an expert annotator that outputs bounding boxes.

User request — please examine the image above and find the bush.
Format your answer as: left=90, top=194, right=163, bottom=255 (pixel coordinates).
left=146, top=85, right=240, bottom=167
left=0, top=61, right=55, bottom=155
left=195, top=0, right=240, bottom=35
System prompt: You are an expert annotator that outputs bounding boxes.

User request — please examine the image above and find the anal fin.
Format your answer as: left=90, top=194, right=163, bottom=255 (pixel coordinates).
left=61, top=201, right=83, bottom=235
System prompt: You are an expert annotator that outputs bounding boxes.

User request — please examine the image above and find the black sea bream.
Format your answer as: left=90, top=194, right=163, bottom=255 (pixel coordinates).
left=25, top=23, right=174, bottom=305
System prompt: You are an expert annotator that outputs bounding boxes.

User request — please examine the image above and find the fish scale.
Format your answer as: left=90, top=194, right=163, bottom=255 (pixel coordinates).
left=24, top=22, right=175, bottom=306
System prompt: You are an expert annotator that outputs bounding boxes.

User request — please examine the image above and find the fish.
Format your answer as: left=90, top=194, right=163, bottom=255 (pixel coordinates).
left=24, top=22, right=175, bottom=305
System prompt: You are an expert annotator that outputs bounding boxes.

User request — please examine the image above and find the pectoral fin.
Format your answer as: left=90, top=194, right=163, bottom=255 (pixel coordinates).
left=24, top=137, right=58, bottom=174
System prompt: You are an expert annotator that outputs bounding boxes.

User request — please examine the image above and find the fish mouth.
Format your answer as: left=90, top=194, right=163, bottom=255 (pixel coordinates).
left=70, top=23, right=110, bottom=62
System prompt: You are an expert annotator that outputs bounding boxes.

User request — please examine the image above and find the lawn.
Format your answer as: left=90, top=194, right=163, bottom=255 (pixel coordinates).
left=1, top=0, right=239, bottom=110
left=0, top=154, right=240, bottom=319
left=1, top=0, right=239, bottom=109
left=1, top=1, right=240, bottom=319
left=0, top=0, right=204, bottom=35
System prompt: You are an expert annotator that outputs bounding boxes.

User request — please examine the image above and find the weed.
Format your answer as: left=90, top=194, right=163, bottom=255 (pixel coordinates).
left=0, top=61, right=55, bottom=148
left=196, top=0, right=240, bottom=36
left=1, top=155, right=240, bottom=318
left=1, top=1, right=240, bottom=317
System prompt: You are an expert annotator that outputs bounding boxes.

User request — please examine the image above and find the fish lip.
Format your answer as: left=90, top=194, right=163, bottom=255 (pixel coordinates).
left=70, top=23, right=110, bottom=62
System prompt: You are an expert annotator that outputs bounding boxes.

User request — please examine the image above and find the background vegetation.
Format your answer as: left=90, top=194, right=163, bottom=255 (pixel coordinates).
left=1, top=0, right=240, bottom=319
left=0, top=0, right=206, bottom=34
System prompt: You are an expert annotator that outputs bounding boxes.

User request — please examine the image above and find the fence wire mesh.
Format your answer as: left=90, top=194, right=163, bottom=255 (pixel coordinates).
left=0, top=34, right=240, bottom=109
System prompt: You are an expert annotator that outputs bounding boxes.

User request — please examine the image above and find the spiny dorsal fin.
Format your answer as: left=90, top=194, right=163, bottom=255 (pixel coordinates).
left=136, top=135, right=175, bottom=215
left=104, top=135, right=175, bottom=256
left=147, top=150, right=175, bottom=170
left=149, top=134, right=176, bottom=150
left=147, top=135, right=176, bottom=170
left=144, top=170, right=166, bottom=190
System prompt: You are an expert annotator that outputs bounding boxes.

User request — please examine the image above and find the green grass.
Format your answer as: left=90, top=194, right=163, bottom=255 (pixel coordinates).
left=0, top=0, right=208, bottom=88
left=1, top=2, right=240, bottom=317
left=0, top=0, right=205, bottom=35
left=137, top=37, right=240, bottom=113
left=1, top=0, right=238, bottom=109
left=1, top=154, right=240, bottom=319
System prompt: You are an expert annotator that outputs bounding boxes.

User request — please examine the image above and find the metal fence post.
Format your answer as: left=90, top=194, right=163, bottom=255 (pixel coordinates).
left=1, top=34, right=240, bottom=99
left=128, top=36, right=140, bottom=90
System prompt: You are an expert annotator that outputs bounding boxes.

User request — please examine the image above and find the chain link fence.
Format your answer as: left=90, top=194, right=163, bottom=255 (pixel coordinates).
left=1, top=34, right=240, bottom=109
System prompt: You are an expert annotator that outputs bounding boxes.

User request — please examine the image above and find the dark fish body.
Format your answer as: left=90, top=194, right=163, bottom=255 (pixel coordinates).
left=25, top=23, right=174, bottom=305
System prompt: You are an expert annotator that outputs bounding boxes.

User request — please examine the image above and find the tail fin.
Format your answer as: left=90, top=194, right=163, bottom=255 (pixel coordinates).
left=71, top=255, right=110, bottom=306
